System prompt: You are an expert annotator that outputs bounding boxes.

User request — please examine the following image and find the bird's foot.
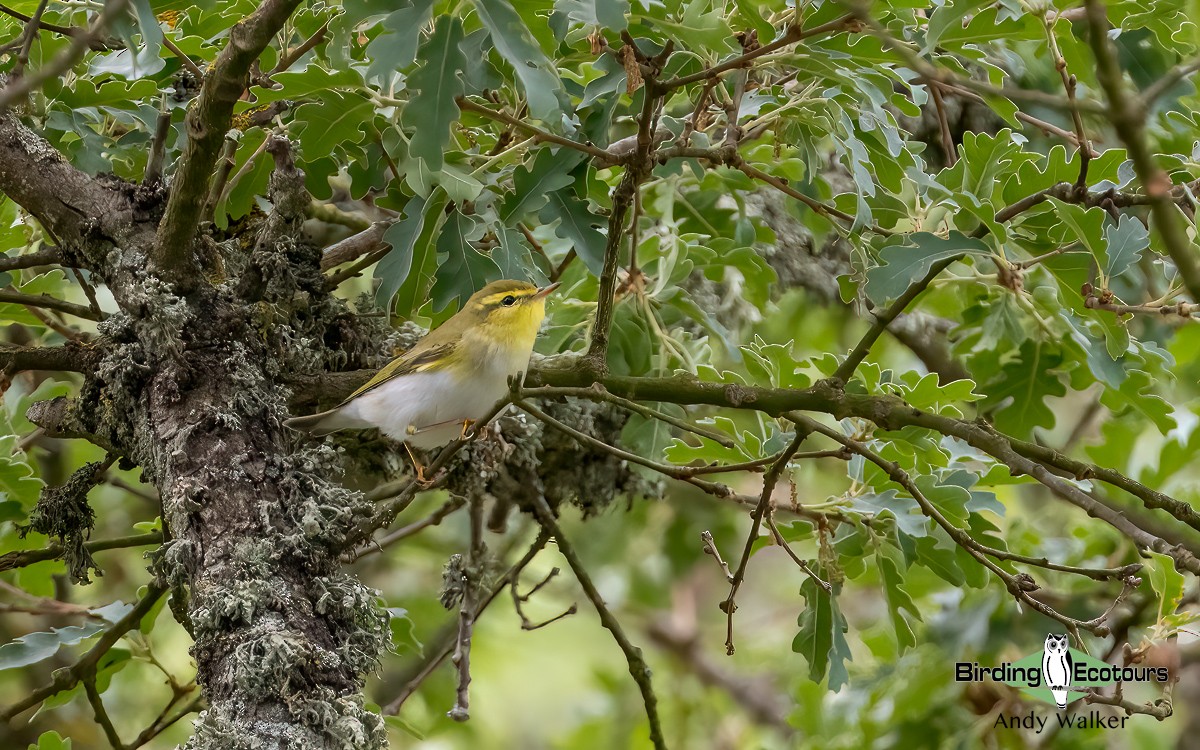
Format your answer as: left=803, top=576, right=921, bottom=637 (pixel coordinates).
left=459, top=418, right=476, bottom=441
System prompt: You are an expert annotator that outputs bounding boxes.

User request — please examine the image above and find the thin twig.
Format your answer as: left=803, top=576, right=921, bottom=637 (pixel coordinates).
left=161, top=34, right=204, bottom=80
left=510, top=567, right=577, bottom=630
left=456, top=97, right=613, bottom=161
left=792, top=415, right=1138, bottom=635
left=515, top=399, right=733, bottom=497
left=448, top=496, right=485, bottom=722
left=721, top=429, right=809, bottom=655
left=383, top=530, right=552, bottom=715
left=0, top=288, right=105, bottom=321
left=24, top=304, right=85, bottom=340
left=351, top=497, right=465, bottom=560
left=1, top=583, right=167, bottom=720
left=736, top=160, right=893, bottom=235
left=270, top=19, right=328, bottom=74
left=11, top=0, right=48, bottom=78
left=520, top=384, right=736, bottom=447
left=661, top=13, right=856, bottom=89
left=928, top=82, right=956, bottom=167
left=531, top=497, right=668, bottom=750
left=0, top=532, right=162, bottom=572
left=765, top=516, right=831, bottom=592
left=1044, top=15, right=1091, bottom=187
left=700, top=530, right=733, bottom=582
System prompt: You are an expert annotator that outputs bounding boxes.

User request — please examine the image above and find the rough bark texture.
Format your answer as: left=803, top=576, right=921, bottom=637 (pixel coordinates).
left=7, top=95, right=394, bottom=745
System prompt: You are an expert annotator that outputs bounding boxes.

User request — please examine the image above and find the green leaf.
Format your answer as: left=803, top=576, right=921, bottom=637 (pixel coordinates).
left=865, top=232, right=991, bottom=304
left=980, top=340, right=1067, bottom=437
left=404, top=16, right=466, bottom=172
left=291, top=91, right=372, bottom=159
left=1103, top=214, right=1149, bottom=282
left=1145, top=551, right=1185, bottom=634
left=365, top=0, right=435, bottom=81
left=500, top=149, right=582, bottom=223
left=1048, top=197, right=1107, bottom=271
left=493, top=225, right=548, bottom=283
left=554, top=0, right=628, bottom=29
left=539, top=189, right=607, bottom=275
left=387, top=608, right=423, bottom=656
left=388, top=193, right=451, bottom=316
left=876, top=540, right=920, bottom=651
left=430, top=209, right=499, bottom=310
left=473, top=0, right=568, bottom=122
left=0, top=623, right=104, bottom=671
left=376, top=196, right=426, bottom=308
left=30, top=731, right=72, bottom=750
left=791, top=573, right=850, bottom=690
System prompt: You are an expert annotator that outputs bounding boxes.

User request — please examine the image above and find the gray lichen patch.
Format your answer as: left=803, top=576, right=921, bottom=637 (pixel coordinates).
left=21, top=460, right=107, bottom=583
left=445, top=398, right=662, bottom=527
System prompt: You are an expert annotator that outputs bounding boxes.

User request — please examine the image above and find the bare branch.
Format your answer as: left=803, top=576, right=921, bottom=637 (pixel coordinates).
left=0, top=246, right=64, bottom=272
left=0, top=288, right=105, bottom=320
left=383, top=530, right=552, bottom=715
left=144, top=109, right=173, bottom=184
left=270, top=19, right=329, bottom=75
left=530, top=495, right=667, bottom=750
left=722, top=428, right=809, bottom=655
left=456, top=96, right=613, bottom=161
left=319, top=221, right=392, bottom=271
left=1, top=583, right=166, bottom=720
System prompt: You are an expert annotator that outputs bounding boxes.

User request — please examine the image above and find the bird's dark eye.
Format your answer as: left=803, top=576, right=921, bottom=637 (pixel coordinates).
left=501, top=295, right=517, bottom=307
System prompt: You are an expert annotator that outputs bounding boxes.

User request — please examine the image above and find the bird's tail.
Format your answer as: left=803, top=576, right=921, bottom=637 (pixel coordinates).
left=1051, top=689, right=1067, bottom=709
left=284, top=405, right=363, bottom=437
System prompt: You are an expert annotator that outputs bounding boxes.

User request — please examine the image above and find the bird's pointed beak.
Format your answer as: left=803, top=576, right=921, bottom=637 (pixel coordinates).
left=533, top=281, right=561, bottom=299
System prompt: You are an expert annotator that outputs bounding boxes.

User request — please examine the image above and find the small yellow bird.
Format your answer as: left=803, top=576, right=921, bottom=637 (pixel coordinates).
left=286, top=279, right=559, bottom=448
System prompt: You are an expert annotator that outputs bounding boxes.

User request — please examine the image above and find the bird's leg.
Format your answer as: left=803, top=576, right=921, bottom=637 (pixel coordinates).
left=408, top=417, right=478, bottom=441
left=458, top=418, right=475, bottom=440
left=402, top=441, right=429, bottom=485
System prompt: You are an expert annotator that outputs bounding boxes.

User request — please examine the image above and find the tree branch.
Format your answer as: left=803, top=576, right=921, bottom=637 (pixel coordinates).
left=153, top=0, right=305, bottom=284
left=383, top=530, right=552, bottom=715
left=1083, top=0, right=1200, bottom=301
left=0, top=532, right=161, bottom=572
left=660, top=13, right=857, bottom=89
left=1, top=582, right=166, bottom=720
left=721, top=429, right=809, bottom=655
left=530, top=495, right=668, bottom=750
left=793, top=415, right=1135, bottom=635
left=0, top=341, right=99, bottom=375
left=0, top=246, right=64, bottom=272
left=319, top=220, right=392, bottom=271
left=0, top=101, right=138, bottom=252
left=270, top=18, right=329, bottom=74
left=0, top=288, right=105, bottom=320
left=455, top=97, right=613, bottom=161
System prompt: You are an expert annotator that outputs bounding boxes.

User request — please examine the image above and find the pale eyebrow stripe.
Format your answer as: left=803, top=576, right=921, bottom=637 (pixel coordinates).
left=480, top=290, right=535, bottom=306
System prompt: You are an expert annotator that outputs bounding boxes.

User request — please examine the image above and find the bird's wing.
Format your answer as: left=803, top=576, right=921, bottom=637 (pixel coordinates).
left=344, top=339, right=457, bottom=403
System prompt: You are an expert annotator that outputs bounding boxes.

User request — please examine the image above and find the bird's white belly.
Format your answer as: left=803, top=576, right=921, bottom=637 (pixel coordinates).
left=345, top=369, right=509, bottom=448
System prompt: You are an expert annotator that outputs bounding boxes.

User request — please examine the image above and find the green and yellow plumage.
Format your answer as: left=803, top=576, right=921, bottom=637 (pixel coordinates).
left=286, top=279, right=557, bottom=448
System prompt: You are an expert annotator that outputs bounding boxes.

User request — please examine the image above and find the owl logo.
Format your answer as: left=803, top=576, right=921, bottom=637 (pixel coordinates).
left=1042, top=634, right=1073, bottom=709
